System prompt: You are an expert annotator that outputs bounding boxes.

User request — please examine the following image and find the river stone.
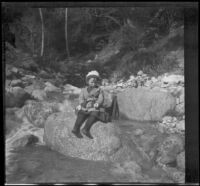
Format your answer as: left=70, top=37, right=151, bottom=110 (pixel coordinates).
left=10, top=79, right=24, bottom=88
left=31, top=89, right=47, bottom=101
left=39, top=70, right=51, bottom=79
left=44, top=82, right=60, bottom=92
left=162, top=75, right=184, bottom=85
left=176, top=151, right=185, bottom=171
left=22, top=100, right=59, bottom=128
left=164, top=167, right=185, bottom=183
left=44, top=112, right=122, bottom=161
left=122, top=160, right=142, bottom=174
left=5, top=108, right=24, bottom=136
left=134, top=129, right=144, bottom=136
left=157, top=134, right=184, bottom=165
left=6, top=87, right=32, bottom=108
left=175, top=103, right=185, bottom=115
left=117, top=87, right=176, bottom=121
left=176, top=120, right=185, bottom=131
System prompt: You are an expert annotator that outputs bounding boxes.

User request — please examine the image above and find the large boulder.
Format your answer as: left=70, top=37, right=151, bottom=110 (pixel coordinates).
left=44, top=111, right=122, bottom=161
left=5, top=87, right=33, bottom=108
left=44, top=106, right=154, bottom=171
left=117, top=87, right=176, bottom=121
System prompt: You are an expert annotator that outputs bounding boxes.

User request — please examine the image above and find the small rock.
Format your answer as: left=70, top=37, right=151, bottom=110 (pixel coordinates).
left=176, top=98, right=180, bottom=104
left=162, top=116, right=173, bottom=123
left=23, top=100, right=58, bottom=128
left=44, top=82, right=60, bottom=92
left=168, top=122, right=176, bottom=128
left=162, top=75, right=184, bottom=85
left=157, top=76, right=162, bottom=81
left=31, top=89, right=47, bottom=101
left=129, top=75, right=135, bottom=80
left=176, top=151, right=185, bottom=171
left=137, top=70, right=143, bottom=76
left=11, top=67, right=18, bottom=73
left=175, top=103, right=185, bottom=115
left=144, top=81, right=152, bottom=87
left=134, top=129, right=144, bottom=136
left=122, top=160, right=142, bottom=174
left=164, top=167, right=185, bottom=183
left=24, top=75, right=36, bottom=79
left=116, top=83, right=123, bottom=87
left=172, top=171, right=185, bottom=183
left=157, top=134, right=184, bottom=165
left=176, top=120, right=185, bottom=131
left=39, top=70, right=51, bottom=78
left=161, top=83, right=169, bottom=88
left=10, top=79, right=24, bottom=88
left=151, top=77, right=157, bottom=83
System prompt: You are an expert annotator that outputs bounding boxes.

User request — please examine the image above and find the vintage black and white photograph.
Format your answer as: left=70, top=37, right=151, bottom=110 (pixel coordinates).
left=3, top=2, right=197, bottom=184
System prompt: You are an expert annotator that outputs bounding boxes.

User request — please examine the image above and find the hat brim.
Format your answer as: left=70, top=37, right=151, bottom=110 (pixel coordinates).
left=86, top=75, right=100, bottom=83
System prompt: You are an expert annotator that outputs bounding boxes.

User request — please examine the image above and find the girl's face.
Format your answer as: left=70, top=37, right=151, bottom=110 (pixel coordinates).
left=88, top=77, right=97, bottom=87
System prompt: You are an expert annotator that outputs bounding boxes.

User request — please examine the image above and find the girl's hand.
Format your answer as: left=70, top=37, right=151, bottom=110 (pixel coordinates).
left=76, top=105, right=82, bottom=110
left=94, top=103, right=99, bottom=108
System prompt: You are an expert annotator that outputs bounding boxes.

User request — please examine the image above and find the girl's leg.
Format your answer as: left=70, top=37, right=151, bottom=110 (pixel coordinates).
left=81, top=115, right=98, bottom=139
left=72, top=111, right=88, bottom=138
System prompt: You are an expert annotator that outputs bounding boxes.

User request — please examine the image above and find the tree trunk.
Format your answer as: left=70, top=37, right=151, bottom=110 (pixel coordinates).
left=65, top=8, right=70, bottom=59
left=39, top=8, right=44, bottom=57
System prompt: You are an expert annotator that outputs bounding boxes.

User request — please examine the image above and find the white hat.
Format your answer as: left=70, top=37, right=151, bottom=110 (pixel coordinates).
left=86, top=70, right=100, bottom=82
left=86, top=70, right=100, bottom=78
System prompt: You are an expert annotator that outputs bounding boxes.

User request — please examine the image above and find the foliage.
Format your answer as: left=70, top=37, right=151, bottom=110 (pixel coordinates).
left=2, top=4, right=184, bottom=82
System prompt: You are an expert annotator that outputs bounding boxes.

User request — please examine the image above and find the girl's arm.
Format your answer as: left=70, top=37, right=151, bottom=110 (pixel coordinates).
left=79, top=88, right=86, bottom=107
left=95, top=89, right=104, bottom=107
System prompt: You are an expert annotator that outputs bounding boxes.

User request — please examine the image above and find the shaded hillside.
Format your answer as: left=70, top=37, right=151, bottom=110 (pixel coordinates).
left=3, top=4, right=184, bottom=86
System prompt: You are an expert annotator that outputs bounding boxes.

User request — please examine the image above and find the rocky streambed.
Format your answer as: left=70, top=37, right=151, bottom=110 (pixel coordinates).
left=5, top=61, right=185, bottom=183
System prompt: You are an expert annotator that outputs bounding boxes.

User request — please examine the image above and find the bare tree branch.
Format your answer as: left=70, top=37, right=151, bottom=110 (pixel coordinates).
left=65, top=8, right=70, bottom=59
left=39, top=8, right=44, bottom=57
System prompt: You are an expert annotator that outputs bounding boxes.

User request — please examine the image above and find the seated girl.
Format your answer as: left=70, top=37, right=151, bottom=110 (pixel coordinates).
left=72, top=70, right=117, bottom=139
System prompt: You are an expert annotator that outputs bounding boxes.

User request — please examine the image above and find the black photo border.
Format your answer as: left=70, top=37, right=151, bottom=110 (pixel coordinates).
left=1, top=1, right=199, bottom=185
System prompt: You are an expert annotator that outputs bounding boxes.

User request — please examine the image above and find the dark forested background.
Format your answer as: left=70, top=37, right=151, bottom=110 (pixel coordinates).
left=2, top=4, right=184, bottom=86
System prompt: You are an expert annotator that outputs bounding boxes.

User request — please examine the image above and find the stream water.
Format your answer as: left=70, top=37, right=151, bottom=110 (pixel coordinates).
left=6, top=118, right=173, bottom=184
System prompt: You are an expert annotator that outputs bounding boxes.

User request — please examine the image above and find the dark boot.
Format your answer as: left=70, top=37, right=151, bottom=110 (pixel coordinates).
left=71, top=129, right=83, bottom=138
left=72, top=112, right=88, bottom=139
left=81, top=128, right=93, bottom=139
left=81, top=115, right=98, bottom=139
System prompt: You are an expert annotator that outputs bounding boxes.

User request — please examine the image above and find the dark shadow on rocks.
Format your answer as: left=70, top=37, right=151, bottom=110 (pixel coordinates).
left=119, top=112, right=160, bottom=124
